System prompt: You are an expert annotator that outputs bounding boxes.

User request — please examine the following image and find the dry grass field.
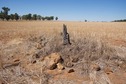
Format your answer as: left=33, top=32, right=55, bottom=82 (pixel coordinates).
left=0, top=21, right=126, bottom=84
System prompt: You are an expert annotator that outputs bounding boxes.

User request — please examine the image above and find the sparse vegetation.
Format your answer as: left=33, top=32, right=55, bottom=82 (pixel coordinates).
left=0, top=21, right=126, bottom=84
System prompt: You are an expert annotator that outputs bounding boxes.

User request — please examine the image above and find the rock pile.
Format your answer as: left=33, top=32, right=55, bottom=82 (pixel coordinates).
left=43, top=53, right=64, bottom=70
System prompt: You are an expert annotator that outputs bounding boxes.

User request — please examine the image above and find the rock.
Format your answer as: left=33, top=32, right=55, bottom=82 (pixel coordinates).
left=91, top=64, right=101, bottom=71
left=104, top=67, right=113, bottom=74
left=49, top=63, right=57, bottom=70
left=68, top=69, right=75, bottom=73
left=14, top=59, right=20, bottom=62
left=50, top=53, right=62, bottom=63
left=57, top=63, right=65, bottom=70
left=44, top=53, right=62, bottom=70
left=3, top=61, right=20, bottom=69
left=31, top=60, right=37, bottom=64
left=36, top=43, right=42, bottom=49
left=33, top=53, right=40, bottom=59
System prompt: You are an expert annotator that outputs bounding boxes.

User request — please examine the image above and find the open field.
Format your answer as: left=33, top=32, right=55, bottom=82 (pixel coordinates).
left=0, top=21, right=126, bottom=84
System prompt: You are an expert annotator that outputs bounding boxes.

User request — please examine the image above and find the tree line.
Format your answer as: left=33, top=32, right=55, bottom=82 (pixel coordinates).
left=113, top=19, right=126, bottom=22
left=0, top=7, right=58, bottom=21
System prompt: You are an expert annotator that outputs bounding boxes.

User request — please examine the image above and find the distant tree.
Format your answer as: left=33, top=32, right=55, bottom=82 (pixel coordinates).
left=27, top=13, right=32, bottom=20
left=45, top=16, right=48, bottom=20
left=2, top=7, right=10, bottom=20
left=50, top=16, right=54, bottom=20
left=32, top=14, right=37, bottom=20
left=6, top=15, right=10, bottom=21
left=113, top=19, right=126, bottom=22
left=47, top=16, right=50, bottom=20
left=85, top=20, right=87, bottom=22
left=14, top=13, right=19, bottom=20
left=10, top=14, right=14, bottom=20
left=22, top=15, right=27, bottom=20
left=45, top=16, right=54, bottom=20
left=2, top=7, right=10, bottom=15
left=55, top=17, right=58, bottom=20
left=22, top=14, right=28, bottom=20
left=0, top=6, right=57, bottom=21
left=0, top=11, right=4, bottom=20
left=41, top=17, right=45, bottom=20
left=37, top=15, right=41, bottom=20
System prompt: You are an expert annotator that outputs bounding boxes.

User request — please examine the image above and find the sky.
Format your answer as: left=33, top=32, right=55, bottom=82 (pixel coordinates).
left=0, top=0, right=126, bottom=21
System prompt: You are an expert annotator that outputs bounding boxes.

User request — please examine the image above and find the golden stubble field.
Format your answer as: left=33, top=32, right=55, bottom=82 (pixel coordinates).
left=0, top=21, right=126, bottom=84
left=0, top=21, right=126, bottom=43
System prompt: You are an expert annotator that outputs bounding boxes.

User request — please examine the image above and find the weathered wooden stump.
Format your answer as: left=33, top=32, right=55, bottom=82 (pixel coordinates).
left=63, top=24, right=71, bottom=45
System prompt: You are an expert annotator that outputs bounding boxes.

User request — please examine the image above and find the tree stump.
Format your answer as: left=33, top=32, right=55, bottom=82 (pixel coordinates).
left=63, top=24, right=71, bottom=45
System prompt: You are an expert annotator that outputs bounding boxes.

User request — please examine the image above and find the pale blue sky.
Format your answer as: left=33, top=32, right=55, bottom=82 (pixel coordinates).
left=0, top=0, right=126, bottom=21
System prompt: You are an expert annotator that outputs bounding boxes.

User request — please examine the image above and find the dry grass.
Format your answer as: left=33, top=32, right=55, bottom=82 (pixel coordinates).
left=0, top=21, right=126, bottom=41
left=0, top=21, right=126, bottom=84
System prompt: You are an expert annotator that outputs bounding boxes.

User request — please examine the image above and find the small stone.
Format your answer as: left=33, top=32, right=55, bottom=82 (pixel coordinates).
left=36, top=43, right=42, bottom=49
left=91, top=64, right=101, bottom=71
left=68, top=69, right=75, bottom=73
left=31, top=60, right=36, bottom=64
left=57, top=63, right=65, bottom=70
left=3, top=61, right=20, bottom=69
left=104, top=67, right=113, bottom=74
left=33, top=53, right=40, bottom=59
left=14, top=59, right=20, bottom=62
left=96, top=67, right=101, bottom=71
left=49, top=63, right=57, bottom=70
